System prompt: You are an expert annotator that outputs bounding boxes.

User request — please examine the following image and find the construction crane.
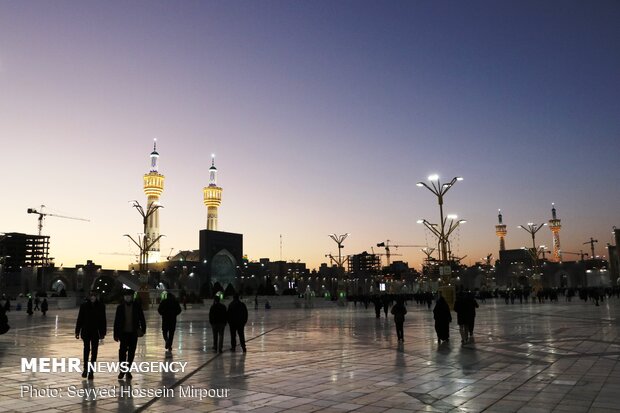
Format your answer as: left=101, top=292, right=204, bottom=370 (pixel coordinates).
left=370, top=247, right=401, bottom=268
left=377, top=240, right=426, bottom=266
left=583, top=238, right=598, bottom=258
left=561, top=250, right=588, bottom=261
left=27, top=205, right=90, bottom=235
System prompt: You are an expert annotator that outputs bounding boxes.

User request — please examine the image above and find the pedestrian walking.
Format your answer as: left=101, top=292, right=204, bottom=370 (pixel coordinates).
left=228, top=294, right=248, bottom=352
left=41, top=298, right=48, bottom=316
left=75, top=291, right=106, bottom=380
left=390, top=298, right=407, bottom=342
left=373, top=296, right=382, bottom=318
left=0, top=305, right=10, bottom=335
left=209, top=295, right=227, bottom=353
left=158, top=292, right=182, bottom=357
left=113, top=289, right=146, bottom=380
left=27, top=297, right=33, bottom=316
left=34, top=296, right=40, bottom=311
left=433, top=295, right=452, bottom=344
left=454, top=293, right=478, bottom=344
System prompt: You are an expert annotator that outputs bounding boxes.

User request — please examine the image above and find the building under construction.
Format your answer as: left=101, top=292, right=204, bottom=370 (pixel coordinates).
left=0, top=232, right=52, bottom=271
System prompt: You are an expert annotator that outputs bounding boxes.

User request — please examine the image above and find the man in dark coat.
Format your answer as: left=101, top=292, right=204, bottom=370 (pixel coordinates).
left=209, top=295, right=227, bottom=353
left=75, top=291, right=107, bottom=380
left=454, top=293, right=478, bottom=344
left=113, top=289, right=146, bottom=380
left=433, top=295, right=452, bottom=344
left=227, top=294, right=248, bottom=352
left=158, top=292, right=182, bottom=356
left=390, top=298, right=407, bottom=342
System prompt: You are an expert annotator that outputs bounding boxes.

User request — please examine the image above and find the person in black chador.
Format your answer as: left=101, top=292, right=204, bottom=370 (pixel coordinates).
left=433, top=295, right=452, bottom=344
left=209, top=295, right=227, bottom=353
left=158, top=292, right=182, bottom=357
left=75, top=291, right=106, bottom=380
left=113, top=289, right=146, bottom=380
left=390, top=298, right=407, bottom=342
left=227, top=294, right=248, bottom=352
left=41, top=298, right=48, bottom=316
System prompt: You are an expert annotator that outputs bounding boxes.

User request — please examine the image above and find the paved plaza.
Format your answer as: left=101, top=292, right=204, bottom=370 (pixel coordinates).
left=0, top=296, right=619, bottom=413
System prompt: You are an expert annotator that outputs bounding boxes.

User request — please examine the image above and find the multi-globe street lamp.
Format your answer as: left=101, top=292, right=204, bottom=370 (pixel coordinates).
left=517, top=222, right=547, bottom=287
left=416, top=175, right=464, bottom=284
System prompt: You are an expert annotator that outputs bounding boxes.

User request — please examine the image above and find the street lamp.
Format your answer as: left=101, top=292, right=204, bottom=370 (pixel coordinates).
left=517, top=222, right=547, bottom=252
left=517, top=222, right=547, bottom=287
left=124, top=200, right=165, bottom=276
left=416, top=175, right=463, bottom=264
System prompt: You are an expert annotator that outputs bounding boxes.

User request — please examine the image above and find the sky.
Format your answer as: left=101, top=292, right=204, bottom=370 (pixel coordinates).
left=1, top=1, right=619, bottom=271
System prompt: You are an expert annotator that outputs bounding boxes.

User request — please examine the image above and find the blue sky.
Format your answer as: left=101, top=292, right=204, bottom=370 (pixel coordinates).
left=1, top=1, right=619, bottom=269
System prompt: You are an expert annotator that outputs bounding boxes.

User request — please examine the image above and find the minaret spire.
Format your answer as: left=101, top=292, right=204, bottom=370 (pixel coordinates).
left=143, top=140, right=165, bottom=263
left=548, top=202, right=562, bottom=262
left=204, top=153, right=223, bottom=231
left=150, top=138, right=160, bottom=172
left=495, top=208, right=507, bottom=251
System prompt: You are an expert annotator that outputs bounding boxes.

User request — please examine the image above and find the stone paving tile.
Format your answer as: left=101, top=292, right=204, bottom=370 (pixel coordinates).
left=1, top=297, right=620, bottom=412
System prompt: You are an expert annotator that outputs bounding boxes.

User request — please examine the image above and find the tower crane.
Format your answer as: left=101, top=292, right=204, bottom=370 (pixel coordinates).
left=560, top=250, right=588, bottom=261
left=27, top=205, right=90, bottom=235
left=583, top=238, right=598, bottom=258
left=377, top=240, right=426, bottom=266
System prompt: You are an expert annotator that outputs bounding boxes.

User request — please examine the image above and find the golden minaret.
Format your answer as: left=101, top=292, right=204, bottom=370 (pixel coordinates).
left=495, top=209, right=507, bottom=251
left=143, top=139, right=164, bottom=263
left=203, top=154, right=222, bottom=230
left=548, top=203, right=562, bottom=262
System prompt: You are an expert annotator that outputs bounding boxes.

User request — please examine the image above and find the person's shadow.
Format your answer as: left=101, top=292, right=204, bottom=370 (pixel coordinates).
left=116, top=383, right=135, bottom=412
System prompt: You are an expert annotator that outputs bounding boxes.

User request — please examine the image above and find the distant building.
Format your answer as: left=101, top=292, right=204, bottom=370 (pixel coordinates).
left=0, top=232, right=52, bottom=271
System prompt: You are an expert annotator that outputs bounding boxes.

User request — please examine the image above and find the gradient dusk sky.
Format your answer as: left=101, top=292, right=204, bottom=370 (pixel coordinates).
left=1, top=1, right=619, bottom=270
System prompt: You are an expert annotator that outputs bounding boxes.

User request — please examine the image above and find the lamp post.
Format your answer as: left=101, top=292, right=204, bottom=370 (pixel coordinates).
left=124, top=200, right=165, bottom=280
left=517, top=222, right=547, bottom=288
left=328, top=233, right=349, bottom=298
left=416, top=175, right=464, bottom=287
left=416, top=175, right=463, bottom=264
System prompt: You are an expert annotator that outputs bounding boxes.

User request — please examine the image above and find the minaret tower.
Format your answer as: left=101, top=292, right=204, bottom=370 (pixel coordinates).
left=203, top=154, right=222, bottom=231
left=495, top=209, right=507, bottom=251
left=143, top=139, right=164, bottom=263
left=548, top=203, right=562, bottom=261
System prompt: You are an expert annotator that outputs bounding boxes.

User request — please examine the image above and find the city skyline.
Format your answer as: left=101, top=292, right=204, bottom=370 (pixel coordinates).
left=1, top=2, right=619, bottom=271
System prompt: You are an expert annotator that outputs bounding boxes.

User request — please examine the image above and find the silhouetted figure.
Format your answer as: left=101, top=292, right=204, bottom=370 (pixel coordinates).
left=2, top=294, right=10, bottom=312
left=383, top=296, right=390, bottom=318
left=158, top=292, right=182, bottom=357
left=113, top=289, right=146, bottom=381
left=75, top=291, right=106, bottom=380
left=426, top=292, right=433, bottom=309
left=390, top=298, right=407, bottom=342
left=433, top=296, right=452, bottom=344
left=254, top=295, right=258, bottom=310
left=373, top=296, right=382, bottom=318
left=41, top=298, right=48, bottom=316
left=27, top=298, right=33, bottom=316
left=454, top=293, right=478, bottom=344
left=209, top=296, right=227, bottom=353
left=0, top=305, right=10, bottom=335
left=227, top=294, right=248, bottom=352
left=34, top=297, right=40, bottom=311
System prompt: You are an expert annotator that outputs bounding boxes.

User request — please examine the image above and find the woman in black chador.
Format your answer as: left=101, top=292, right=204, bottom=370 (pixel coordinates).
left=75, top=291, right=107, bottom=380
left=433, top=295, right=452, bottom=344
